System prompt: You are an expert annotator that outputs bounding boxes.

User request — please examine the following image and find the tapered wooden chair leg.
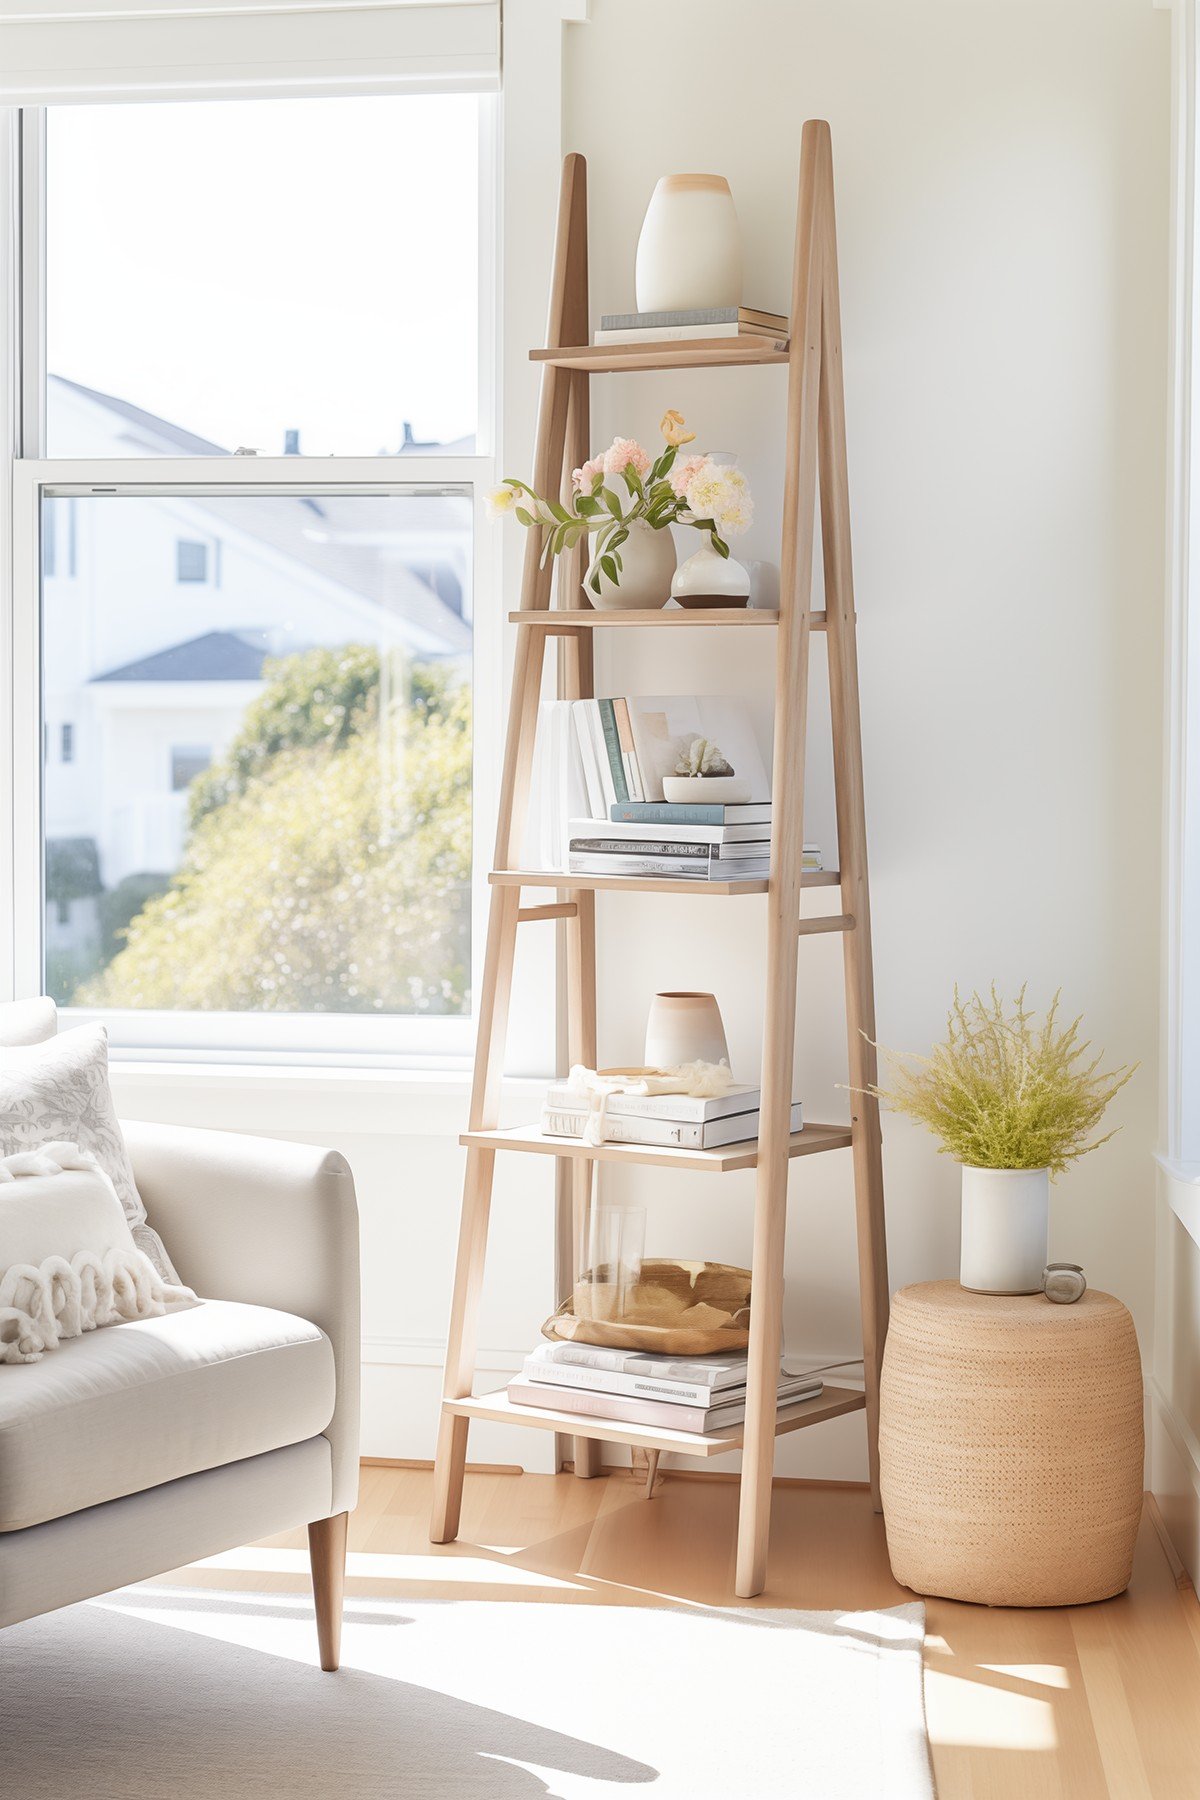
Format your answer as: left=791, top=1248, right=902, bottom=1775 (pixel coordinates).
left=308, top=1511, right=349, bottom=1672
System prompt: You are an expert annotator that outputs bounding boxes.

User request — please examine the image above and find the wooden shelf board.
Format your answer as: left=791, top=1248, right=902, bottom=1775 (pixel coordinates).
left=530, top=339, right=791, bottom=373
left=508, top=608, right=819, bottom=629
left=489, top=868, right=839, bottom=895
left=460, top=1119, right=853, bottom=1173
left=444, top=1384, right=865, bottom=1458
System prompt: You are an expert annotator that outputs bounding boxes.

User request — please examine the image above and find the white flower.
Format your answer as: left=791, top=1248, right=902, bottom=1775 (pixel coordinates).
left=485, top=484, right=520, bottom=521
left=716, top=494, right=754, bottom=537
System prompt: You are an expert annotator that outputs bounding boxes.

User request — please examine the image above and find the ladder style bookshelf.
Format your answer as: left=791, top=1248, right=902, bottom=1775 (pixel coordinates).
left=431, top=121, right=889, bottom=1598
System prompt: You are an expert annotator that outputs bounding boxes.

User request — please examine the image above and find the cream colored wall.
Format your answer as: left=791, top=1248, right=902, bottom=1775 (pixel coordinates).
left=560, top=0, right=1168, bottom=1476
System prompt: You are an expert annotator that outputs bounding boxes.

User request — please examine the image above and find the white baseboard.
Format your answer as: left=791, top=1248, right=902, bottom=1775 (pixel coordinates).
left=1148, top=1374, right=1200, bottom=1584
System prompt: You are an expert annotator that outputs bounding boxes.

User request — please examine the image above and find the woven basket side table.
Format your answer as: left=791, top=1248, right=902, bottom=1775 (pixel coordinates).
left=879, top=1281, right=1144, bottom=1607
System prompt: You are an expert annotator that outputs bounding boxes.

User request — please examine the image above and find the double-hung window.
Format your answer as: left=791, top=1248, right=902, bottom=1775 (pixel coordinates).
left=2, top=8, right=499, bottom=1064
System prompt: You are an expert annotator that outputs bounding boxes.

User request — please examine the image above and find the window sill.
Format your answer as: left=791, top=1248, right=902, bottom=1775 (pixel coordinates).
left=107, top=1060, right=551, bottom=1138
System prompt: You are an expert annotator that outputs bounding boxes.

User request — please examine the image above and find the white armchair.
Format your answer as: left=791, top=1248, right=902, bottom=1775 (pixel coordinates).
left=0, top=1108, right=360, bottom=1670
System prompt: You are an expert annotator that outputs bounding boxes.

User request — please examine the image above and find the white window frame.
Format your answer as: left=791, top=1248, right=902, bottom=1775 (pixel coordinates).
left=1, top=85, right=502, bottom=1068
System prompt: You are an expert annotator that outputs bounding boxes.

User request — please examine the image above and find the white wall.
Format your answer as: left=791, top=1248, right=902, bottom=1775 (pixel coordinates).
left=118, top=0, right=1169, bottom=1479
left=559, top=0, right=1168, bottom=1477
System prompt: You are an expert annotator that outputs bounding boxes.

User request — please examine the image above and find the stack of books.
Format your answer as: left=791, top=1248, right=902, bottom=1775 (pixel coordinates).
left=508, top=1342, right=823, bottom=1434
left=569, top=806, right=822, bottom=883
left=594, top=306, right=789, bottom=347
left=543, top=1080, right=802, bottom=1150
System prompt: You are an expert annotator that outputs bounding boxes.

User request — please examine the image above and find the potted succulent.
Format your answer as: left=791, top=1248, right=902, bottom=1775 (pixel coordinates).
left=870, top=986, right=1134, bottom=1294
left=486, top=410, right=753, bottom=611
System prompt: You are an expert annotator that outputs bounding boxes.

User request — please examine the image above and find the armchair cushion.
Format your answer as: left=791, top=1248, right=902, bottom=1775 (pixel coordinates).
left=0, top=1297, right=334, bottom=1532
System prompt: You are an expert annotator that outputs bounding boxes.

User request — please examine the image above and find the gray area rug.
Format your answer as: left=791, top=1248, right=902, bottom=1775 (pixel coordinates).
left=0, top=1587, right=934, bottom=1798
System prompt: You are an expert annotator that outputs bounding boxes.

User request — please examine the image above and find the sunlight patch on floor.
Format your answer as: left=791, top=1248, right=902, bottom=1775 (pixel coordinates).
left=924, top=1668, right=1059, bottom=1750
left=188, top=1546, right=587, bottom=1588
left=981, top=1663, right=1071, bottom=1690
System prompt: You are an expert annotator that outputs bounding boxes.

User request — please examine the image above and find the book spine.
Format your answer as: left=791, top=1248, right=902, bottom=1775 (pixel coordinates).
left=543, top=1084, right=762, bottom=1123
left=570, top=837, right=710, bottom=859
left=523, top=1360, right=724, bottom=1407
left=597, top=700, right=629, bottom=803
left=611, top=801, right=731, bottom=825
left=534, top=1343, right=749, bottom=1387
left=586, top=704, right=618, bottom=810
left=572, top=702, right=605, bottom=818
left=507, top=1379, right=713, bottom=1432
left=569, top=856, right=713, bottom=878
left=599, top=306, right=788, bottom=330
left=613, top=697, right=644, bottom=801
left=594, top=323, right=784, bottom=344
left=542, top=1107, right=705, bottom=1149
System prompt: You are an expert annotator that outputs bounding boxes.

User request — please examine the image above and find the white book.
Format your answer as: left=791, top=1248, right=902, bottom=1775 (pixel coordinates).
left=571, top=701, right=606, bottom=818
left=571, top=816, right=770, bottom=847
left=544, top=1082, right=764, bottom=1122
left=568, top=854, right=770, bottom=879
left=522, top=1351, right=815, bottom=1410
left=541, top=1103, right=803, bottom=1149
left=593, top=323, right=788, bottom=344
left=532, top=1341, right=753, bottom=1387
left=507, top=1377, right=823, bottom=1433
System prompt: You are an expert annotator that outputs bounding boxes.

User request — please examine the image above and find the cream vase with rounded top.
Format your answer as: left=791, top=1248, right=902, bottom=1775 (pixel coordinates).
left=635, top=175, right=742, bottom=315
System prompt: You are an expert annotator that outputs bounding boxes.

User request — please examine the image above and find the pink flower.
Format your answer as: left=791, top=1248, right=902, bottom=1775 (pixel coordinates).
left=670, top=454, right=708, bottom=498
left=602, top=437, right=651, bottom=479
left=571, top=456, right=604, bottom=494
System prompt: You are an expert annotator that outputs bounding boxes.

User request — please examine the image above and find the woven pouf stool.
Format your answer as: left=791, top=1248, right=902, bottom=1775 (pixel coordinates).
left=879, top=1280, right=1144, bottom=1607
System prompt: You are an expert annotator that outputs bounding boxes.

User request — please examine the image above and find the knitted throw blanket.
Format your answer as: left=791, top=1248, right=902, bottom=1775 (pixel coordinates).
left=0, top=1142, right=196, bottom=1364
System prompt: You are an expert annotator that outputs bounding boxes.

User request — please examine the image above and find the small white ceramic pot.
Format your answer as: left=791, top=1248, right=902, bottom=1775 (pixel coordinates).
left=587, top=518, right=676, bottom=611
left=662, top=774, right=751, bottom=804
left=635, top=174, right=742, bottom=314
left=671, top=539, right=751, bottom=609
left=959, top=1165, right=1050, bottom=1295
left=644, top=991, right=730, bottom=1070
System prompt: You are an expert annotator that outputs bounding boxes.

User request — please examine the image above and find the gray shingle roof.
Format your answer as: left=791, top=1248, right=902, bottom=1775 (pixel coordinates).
left=92, top=630, right=268, bottom=684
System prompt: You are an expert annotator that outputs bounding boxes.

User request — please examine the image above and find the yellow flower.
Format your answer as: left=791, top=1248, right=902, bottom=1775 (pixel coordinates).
left=660, top=409, right=697, bottom=448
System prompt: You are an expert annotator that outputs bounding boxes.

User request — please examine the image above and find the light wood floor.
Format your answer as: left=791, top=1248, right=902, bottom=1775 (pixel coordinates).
left=160, top=1464, right=1200, bottom=1799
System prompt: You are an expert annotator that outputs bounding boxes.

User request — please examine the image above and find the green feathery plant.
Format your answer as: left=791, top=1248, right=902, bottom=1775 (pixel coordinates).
left=869, top=985, right=1135, bottom=1176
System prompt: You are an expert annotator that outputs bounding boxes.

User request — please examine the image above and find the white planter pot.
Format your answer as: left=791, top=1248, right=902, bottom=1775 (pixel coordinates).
left=588, top=518, right=676, bottom=611
left=661, top=774, right=751, bottom=804
left=959, top=1166, right=1049, bottom=1295
left=644, top=991, right=730, bottom=1071
left=635, top=174, right=742, bottom=315
left=671, top=539, right=751, bottom=609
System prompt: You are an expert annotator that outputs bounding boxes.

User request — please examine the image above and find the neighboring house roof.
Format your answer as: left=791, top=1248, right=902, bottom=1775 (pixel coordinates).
left=50, top=376, right=228, bottom=457
left=92, top=630, right=268, bottom=684
left=49, top=376, right=474, bottom=658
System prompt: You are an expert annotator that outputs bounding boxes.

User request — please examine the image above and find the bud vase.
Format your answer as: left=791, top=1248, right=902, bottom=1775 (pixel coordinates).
left=671, top=539, right=751, bottom=610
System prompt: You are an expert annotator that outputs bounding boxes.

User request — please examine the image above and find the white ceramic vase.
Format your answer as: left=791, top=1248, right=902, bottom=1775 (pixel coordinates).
left=644, top=991, right=730, bottom=1071
left=959, top=1165, right=1050, bottom=1295
left=671, top=539, right=751, bottom=609
left=588, top=518, right=676, bottom=611
left=635, top=174, right=742, bottom=314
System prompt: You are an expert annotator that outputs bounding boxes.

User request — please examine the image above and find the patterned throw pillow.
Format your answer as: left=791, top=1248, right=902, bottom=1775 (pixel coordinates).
left=0, top=1024, right=179, bottom=1282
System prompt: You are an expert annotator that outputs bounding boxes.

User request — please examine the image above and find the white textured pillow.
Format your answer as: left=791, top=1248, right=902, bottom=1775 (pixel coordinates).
left=0, top=1142, right=195, bottom=1364
left=0, top=1024, right=179, bottom=1282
